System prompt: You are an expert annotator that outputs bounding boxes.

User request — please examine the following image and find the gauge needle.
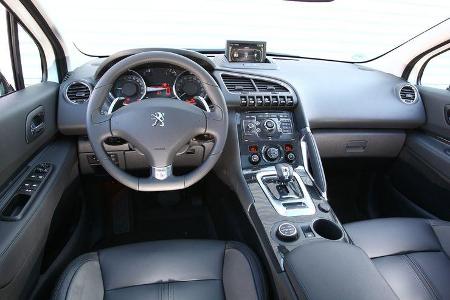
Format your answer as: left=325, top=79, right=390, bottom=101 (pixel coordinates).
left=147, top=86, right=166, bottom=92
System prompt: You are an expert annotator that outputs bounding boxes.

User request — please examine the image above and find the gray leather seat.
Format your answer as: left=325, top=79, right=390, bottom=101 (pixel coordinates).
left=345, top=218, right=450, bottom=300
left=53, top=240, right=266, bottom=300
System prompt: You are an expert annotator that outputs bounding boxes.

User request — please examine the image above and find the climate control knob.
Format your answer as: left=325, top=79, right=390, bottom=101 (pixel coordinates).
left=265, top=146, right=280, bottom=161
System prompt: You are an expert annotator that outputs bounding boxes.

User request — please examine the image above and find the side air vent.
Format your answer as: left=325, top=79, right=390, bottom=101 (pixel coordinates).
left=65, top=81, right=92, bottom=104
left=221, top=75, right=256, bottom=92
left=253, top=79, right=289, bottom=92
left=398, top=84, right=418, bottom=104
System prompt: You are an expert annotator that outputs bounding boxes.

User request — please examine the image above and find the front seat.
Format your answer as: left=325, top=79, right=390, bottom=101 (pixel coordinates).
left=345, top=218, right=450, bottom=300
left=53, top=240, right=266, bottom=300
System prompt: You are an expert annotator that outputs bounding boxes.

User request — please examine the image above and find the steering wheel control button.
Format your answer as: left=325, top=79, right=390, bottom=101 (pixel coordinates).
left=276, top=222, right=299, bottom=242
left=265, top=146, right=280, bottom=161
left=318, top=202, right=331, bottom=213
left=249, top=154, right=261, bottom=165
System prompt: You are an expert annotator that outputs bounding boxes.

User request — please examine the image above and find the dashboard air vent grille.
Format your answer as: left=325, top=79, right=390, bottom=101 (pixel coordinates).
left=221, top=74, right=256, bottom=92
left=65, top=82, right=91, bottom=104
left=399, top=84, right=417, bottom=104
left=253, top=79, right=289, bottom=92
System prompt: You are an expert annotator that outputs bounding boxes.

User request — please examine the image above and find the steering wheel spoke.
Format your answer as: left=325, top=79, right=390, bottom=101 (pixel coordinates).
left=89, top=118, right=112, bottom=143
left=205, top=105, right=225, bottom=137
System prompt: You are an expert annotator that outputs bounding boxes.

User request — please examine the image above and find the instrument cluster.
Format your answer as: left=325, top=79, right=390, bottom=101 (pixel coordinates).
left=104, top=64, right=209, bottom=113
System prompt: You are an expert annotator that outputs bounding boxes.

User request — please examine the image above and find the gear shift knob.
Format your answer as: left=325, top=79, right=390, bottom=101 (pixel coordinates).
left=275, top=163, right=294, bottom=183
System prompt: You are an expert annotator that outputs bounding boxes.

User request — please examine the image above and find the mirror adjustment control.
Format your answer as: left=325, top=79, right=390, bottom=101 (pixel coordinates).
left=276, top=222, right=299, bottom=242
left=249, top=154, right=261, bottom=165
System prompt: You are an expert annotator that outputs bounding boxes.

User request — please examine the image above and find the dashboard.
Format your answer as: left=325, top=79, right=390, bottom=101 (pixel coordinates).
left=102, top=63, right=210, bottom=114
left=57, top=48, right=427, bottom=172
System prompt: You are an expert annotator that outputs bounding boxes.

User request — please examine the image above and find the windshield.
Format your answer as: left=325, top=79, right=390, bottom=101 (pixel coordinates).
left=37, top=0, right=449, bottom=66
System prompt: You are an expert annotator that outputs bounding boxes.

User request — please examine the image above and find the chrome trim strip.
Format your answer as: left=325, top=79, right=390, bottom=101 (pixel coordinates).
left=256, top=168, right=316, bottom=217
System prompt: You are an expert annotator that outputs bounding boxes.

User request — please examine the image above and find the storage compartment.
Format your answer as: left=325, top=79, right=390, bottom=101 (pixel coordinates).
left=284, top=241, right=397, bottom=300
left=312, top=218, right=343, bottom=240
left=314, top=129, right=406, bottom=157
left=1, top=194, right=31, bottom=220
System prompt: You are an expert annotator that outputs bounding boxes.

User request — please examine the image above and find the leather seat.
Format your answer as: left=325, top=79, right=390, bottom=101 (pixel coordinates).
left=53, top=240, right=266, bottom=300
left=345, top=218, right=450, bottom=300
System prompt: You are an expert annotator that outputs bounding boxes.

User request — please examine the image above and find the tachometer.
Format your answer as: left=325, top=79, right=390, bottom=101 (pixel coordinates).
left=173, top=72, right=207, bottom=102
left=110, top=70, right=146, bottom=104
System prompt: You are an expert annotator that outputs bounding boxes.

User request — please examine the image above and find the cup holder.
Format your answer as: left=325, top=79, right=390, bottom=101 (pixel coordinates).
left=312, top=219, right=343, bottom=240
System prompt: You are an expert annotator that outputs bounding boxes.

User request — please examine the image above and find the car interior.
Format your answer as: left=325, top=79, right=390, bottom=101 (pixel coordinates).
left=0, top=0, right=449, bottom=299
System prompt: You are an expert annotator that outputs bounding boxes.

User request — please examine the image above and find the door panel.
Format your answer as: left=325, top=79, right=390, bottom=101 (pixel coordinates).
left=388, top=133, right=450, bottom=220
left=0, top=82, right=59, bottom=187
left=386, top=86, right=450, bottom=220
left=419, top=86, right=450, bottom=139
left=0, top=139, right=78, bottom=300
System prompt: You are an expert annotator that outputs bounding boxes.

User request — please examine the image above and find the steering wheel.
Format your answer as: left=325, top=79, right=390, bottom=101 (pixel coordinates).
left=86, top=51, right=228, bottom=191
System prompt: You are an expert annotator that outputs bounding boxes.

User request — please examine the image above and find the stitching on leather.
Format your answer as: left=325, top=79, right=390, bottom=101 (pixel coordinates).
left=225, top=246, right=259, bottom=298
left=53, top=255, right=93, bottom=299
left=430, top=222, right=450, bottom=259
left=221, top=242, right=226, bottom=297
left=52, top=253, right=99, bottom=300
left=104, top=279, right=222, bottom=292
left=408, top=254, right=441, bottom=300
left=372, top=250, right=441, bottom=259
left=225, top=241, right=266, bottom=300
left=284, top=259, right=311, bottom=300
left=97, top=251, right=106, bottom=294
left=402, top=255, right=436, bottom=300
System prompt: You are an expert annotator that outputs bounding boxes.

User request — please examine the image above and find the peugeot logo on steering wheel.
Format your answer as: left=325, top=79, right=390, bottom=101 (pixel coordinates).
left=151, top=112, right=165, bottom=127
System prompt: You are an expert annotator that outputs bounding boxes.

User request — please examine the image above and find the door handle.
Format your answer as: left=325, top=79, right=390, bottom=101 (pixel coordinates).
left=26, top=106, right=45, bottom=143
left=30, top=122, right=45, bottom=135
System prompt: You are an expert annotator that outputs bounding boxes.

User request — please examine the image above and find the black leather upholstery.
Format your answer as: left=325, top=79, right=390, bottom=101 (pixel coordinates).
left=284, top=240, right=398, bottom=300
left=53, top=240, right=266, bottom=300
left=345, top=218, right=450, bottom=300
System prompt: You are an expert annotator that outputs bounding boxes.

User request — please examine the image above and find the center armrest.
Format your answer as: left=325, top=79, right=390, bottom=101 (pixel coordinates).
left=284, top=240, right=398, bottom=300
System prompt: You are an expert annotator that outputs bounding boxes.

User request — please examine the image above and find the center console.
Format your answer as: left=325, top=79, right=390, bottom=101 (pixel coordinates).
left=237, top=109, right=348, bottom=270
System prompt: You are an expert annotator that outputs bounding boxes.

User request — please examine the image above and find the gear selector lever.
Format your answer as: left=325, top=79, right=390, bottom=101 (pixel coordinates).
left=275, top=163, right=294, bottom=183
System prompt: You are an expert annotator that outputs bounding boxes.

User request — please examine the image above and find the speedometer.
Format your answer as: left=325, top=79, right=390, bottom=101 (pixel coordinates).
left=110, top=70, right=146, bottom=104
left=173, top=72, right=207, bottom=101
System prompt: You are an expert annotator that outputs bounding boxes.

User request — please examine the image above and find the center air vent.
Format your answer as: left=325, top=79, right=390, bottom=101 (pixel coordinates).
left=65, top=81, right=92, bottom=104
left=399, top=84, right=418, bottom=104
left=221, top=74, right=256, bottom=92
left=253, top=79, right=289, bottom=92
left=221, top=74, right=291, bottom=94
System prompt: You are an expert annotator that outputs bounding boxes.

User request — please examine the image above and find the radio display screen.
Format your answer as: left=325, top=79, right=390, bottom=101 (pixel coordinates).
left=226, top=41, right=266, bottom=63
